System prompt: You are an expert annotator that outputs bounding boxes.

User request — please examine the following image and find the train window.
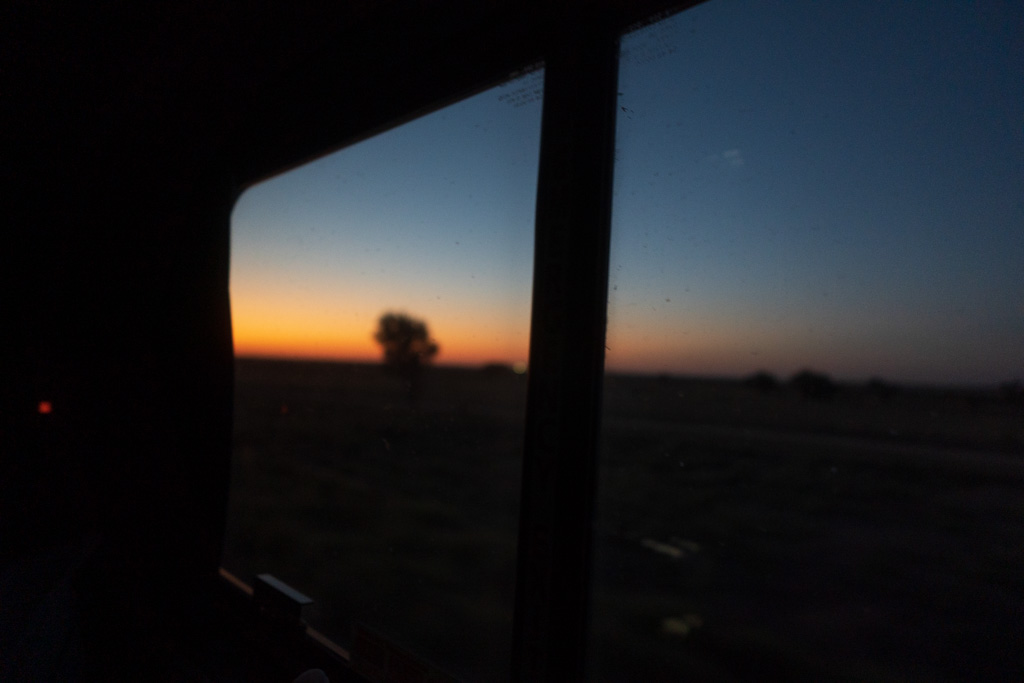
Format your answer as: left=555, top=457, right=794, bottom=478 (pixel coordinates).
left=591, top=1, right=1024, bottom=680
left=223, top=67, right=544, bottom=680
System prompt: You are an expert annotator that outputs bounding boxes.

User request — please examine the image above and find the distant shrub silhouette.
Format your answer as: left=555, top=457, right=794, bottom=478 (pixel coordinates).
left=480, top=362, right=513, bottom=376
left=374, top=312, right=439, bottom=401
left=744, top=371, right=780, bottom=392
left=790, top=369, right=837, bottom=400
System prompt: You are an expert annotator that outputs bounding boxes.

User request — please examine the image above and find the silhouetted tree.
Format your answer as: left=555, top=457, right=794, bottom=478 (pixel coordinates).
left=374, top=312, right=439, bottom=401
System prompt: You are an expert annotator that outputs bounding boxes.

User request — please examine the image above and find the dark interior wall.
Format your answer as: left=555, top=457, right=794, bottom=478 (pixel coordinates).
left=6, top=7, right=231, bottom=569
left=3, top=10, right=238, bottom=675
left=4, top=0, right=441, bottom=570
left=4, top=161, right=236, bottom=640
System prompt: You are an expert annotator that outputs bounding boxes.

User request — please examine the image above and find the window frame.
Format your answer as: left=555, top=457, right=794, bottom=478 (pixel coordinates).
left=512, top=19, right=619, bottom=682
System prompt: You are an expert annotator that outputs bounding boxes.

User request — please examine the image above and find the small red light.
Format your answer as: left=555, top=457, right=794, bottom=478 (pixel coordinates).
left=280, top=404, right=289, bottom=415
left=38, top=401, right=53, bottom=414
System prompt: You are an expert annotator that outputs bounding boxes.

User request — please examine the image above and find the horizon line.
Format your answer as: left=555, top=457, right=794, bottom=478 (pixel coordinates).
left=233, top=354, right=1012, bottom=390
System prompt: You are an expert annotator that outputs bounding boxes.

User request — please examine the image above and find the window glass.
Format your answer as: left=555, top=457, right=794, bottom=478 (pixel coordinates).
left=592, top=2, right=1023, bottom=679
left=224, top=68, right=543, bottom=680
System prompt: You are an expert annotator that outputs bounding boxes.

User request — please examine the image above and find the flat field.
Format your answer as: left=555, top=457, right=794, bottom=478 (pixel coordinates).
left=224, top=359, right=527, bottom=681
left=223, top=359, right=1024, bottom=681
left=593, top=374, right=1024, bottom=682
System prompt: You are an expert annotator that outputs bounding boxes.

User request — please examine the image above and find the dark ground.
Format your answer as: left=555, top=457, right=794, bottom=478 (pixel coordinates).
left=224, top=360, right=527, bottom=681
left=223, top=359, right=1024, bottom=681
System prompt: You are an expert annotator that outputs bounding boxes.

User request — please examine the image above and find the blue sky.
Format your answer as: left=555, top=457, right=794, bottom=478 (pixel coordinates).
left=231, top=0, right=1023, bottom=385
left=606, top=0, right=1023, bottom=383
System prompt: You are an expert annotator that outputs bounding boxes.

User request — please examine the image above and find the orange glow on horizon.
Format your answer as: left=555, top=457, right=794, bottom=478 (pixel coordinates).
left=234, top=303, right=785, bottom=376
left=233, top=342, right=528, bottom=368
left=232, top=302, right=531, bottom=368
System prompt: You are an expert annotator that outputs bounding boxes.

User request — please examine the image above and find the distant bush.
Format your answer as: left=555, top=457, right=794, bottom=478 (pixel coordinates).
left=480, top=362, right=513, bottom=376
left=790, top=369, right=838, bottom=400
left=744, top=371, right=780, bottom=392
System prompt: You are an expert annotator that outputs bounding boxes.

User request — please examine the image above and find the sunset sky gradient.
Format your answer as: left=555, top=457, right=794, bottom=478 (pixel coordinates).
left=231, top=0, right=1023, bottom=385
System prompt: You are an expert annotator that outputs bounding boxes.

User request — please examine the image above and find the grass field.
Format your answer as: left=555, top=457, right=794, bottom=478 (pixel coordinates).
left=223, top=359, right=527, bottom=681
left=593, top=374, right=1024, bottom=682
left=223, top=359, right=1024, bottom=681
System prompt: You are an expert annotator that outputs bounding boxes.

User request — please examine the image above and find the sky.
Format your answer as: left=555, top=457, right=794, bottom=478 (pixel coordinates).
left=231, top=0, right=1023, bottom=385
left=230, top=73, right=544, bottom=367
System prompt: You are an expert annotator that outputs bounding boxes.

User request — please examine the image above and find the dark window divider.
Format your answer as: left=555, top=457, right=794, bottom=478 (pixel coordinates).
left=512, top=17, right=620, bottom=683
